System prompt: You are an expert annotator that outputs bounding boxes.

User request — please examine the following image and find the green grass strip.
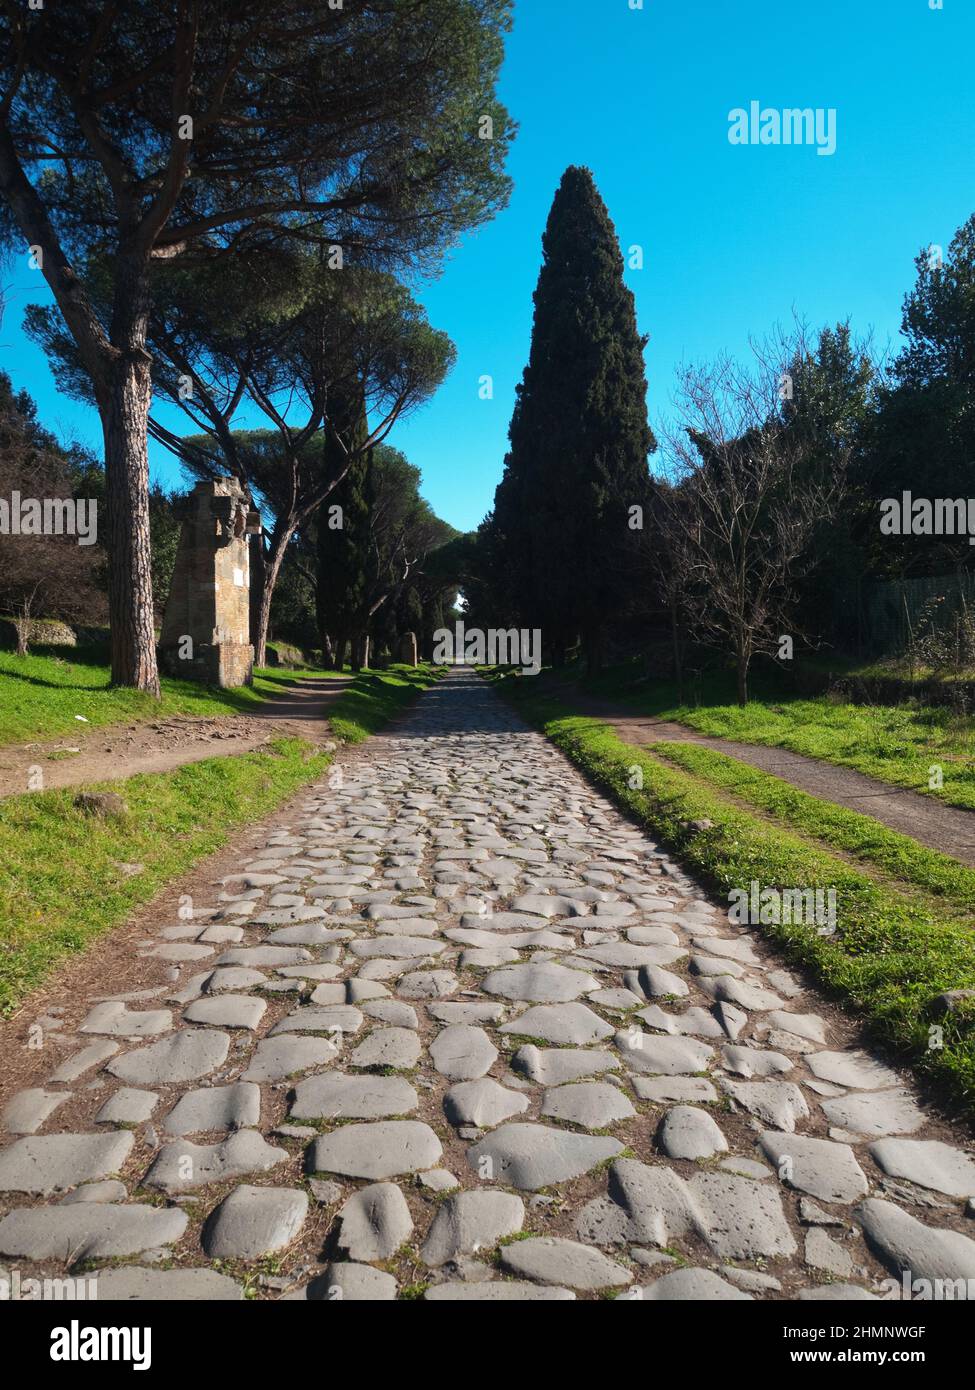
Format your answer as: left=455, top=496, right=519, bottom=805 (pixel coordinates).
left=327, top=665, right=441, bottom=742
left=497, top=678, right=975, bottom=1114
left=0, top=644, right=349, bottom=747
left=561, top=659, right=975, bottom=813
left=651, top=741, right=975, bottom=916
left=0, top=668, right=433, bottom=1015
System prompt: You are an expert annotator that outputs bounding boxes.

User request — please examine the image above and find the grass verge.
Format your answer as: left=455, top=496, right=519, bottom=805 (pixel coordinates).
left=496, top=675, right=975, bottom=1115
left=651, top=741, right=975, bottom=916
left=0, top=643, right=353, bottom=747
left=0, top=667, right=434, bottom=1015
left=328, top=665, right=441, bottom=742
left=565, top=660, right=975, bottom=813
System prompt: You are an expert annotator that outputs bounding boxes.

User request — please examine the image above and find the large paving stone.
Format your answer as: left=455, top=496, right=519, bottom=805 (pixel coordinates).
left=511, top=894, right=587, bottom=918
left=0, top=1131, right=133, bottom=1194
left=858, top=1197, right=975, bottom=1283
left=615, top=1030, right=714, bottom=1076
left=420, top=1190, right=525, bottom=1265
left=868, top=1139, right=975, bottom=1198
left=291, top=1263, right=398, bottom=1301
left=308, top=1121, right=442, bottom=1180
left=444, top=1078, right=529, bottom=1128
left=657, top=1106, right=728, bottom=1160
left=162, top=1082, right=261, bottom=1135
left=466, top=1123, right=624, bottom=1191
left=424, top=1281, right=575, bottom=1301
left=499, top=1004, right=614, bottom=1046
left=144, top=1129, right=287, bottom=1191
left=349, top=1027, right=422, bottom=1071
left=428, top=1001, right=506, bottom=1025
left=107, top=1029, right=230, bottom=1084
left=766, top=1011, right=829, bottom=1043
left=205, top=967, right=268, bottom=993
left=635, top=1005, right=723, bottom=1038
left=541, top=1082, right=636, bottom=1130
left=2, top=1088, right=70, bottom=1134
left=820, top=1088, right=926, bottom=1137
left=586, top=1159, right=795, bottom=1261
left=719, top=1045, right=793, bottom=1078
left=291, top=1072, right=418, bottom=1121
left=805, top=1050, right=901, bottom=1089
left=203, top=1185, right=308, bottom=1258
left=184, top=995, right=267, bottom=1031
left=500, top=1236, right=632, bottom=1290
left=798, top=1284, right=878, bottom=1301
left=216, top=947, right=312, bottom=966
left=759, top=1132, right=869, bottom=1204
left=271, top=1005, right=364, bottom=1035
left=631, top=1076, right=718, bottom=1104
left=430, top=1025, right=498, bottom=1081
left=361, top=1000, right=419, bottom=1028
left=351, top=937, right=448, bottom=959
left=482, top=962, right=600, bottom=1003
left=397, top=971, right=459, bottom=999
left=694, top=974, right=784, bottom=1010
left=242, top=1035, right=339, bottom=1081
left=628, top=1268, right=752, bottom=1301
left=95, top=1088, right=159, bottom=1125
left=512, top=1046, right=620, bottom=1085
left=47, top=1040, right=119, bottom=1083
left=691, top=1171, right=797, bottom=1260
left=722, top=1079, right=810, bottom=1132
left=576, top=943, right=687, bottom=969
left=0, top=1204, right=187, bottom=1260
left=60, top=1180, right=127, bottom=1204
left=79, top=1002, right=173, bottom=1037
left=90, top=1267, right=243, bottom=1300
left=337, top=1183, right=413, bottom=1262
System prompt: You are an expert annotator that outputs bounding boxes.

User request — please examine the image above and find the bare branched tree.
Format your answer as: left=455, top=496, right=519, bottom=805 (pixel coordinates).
left=659, top=341, right=849, bottom=705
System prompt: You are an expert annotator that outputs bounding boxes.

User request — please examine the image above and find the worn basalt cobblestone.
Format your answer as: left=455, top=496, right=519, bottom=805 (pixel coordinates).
left=1, top=670, right=974, bottom=1301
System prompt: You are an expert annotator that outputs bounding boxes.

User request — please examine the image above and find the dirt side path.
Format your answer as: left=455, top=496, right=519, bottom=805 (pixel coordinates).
left=574, top=699, right=975, bottom=868
left=0, top=676, right=354, bottom=799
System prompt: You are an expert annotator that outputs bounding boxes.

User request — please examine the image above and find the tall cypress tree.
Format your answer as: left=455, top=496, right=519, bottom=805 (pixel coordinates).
left=493, top=166, right=655, bottom=668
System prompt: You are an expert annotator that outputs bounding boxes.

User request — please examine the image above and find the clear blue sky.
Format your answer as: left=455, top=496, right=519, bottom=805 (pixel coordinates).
left=2, top=0, right=972, bottom=532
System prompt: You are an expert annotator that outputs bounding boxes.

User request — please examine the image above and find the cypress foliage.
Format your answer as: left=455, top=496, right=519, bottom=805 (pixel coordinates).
left=492, top=166, right=655, bottom=668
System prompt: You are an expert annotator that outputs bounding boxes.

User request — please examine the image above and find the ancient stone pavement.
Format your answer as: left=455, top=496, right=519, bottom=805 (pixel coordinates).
left=2, top=669, right=975, bottom=1301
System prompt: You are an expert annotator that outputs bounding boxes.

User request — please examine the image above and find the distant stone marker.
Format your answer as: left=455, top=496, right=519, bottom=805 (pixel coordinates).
left=159, top=479, right=261, bottom=688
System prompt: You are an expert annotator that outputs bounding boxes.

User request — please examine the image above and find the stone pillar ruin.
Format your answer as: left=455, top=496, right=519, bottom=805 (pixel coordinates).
left=398, top=631, right=418, bottom=666
left=159, top=479, right=261, bottom=688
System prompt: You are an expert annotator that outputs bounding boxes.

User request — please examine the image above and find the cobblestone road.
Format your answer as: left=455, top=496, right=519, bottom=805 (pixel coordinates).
left=2, top=670, right=974, bottom=1300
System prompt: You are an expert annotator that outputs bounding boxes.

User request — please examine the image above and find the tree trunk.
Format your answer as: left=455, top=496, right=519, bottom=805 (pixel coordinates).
left=736, top=651, right=749, bottom=706
left=100, top=354, right=160, bottom=695
left=249, top=533, right=266, bottom=657
left=332, top=636, right=348, bottom=672
left=252, top=529, right=291, bottom=669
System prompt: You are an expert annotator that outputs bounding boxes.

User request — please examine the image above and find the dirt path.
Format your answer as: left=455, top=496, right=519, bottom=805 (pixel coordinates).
left=579, top=701, right=975, bottom=868
left=0, top=675, right=354, bottom=799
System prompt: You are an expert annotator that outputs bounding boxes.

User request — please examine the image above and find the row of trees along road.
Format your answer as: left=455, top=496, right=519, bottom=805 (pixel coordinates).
left=474, top=167, right=975, bottom=704
left=0, top=0, right=513, bottom=691
left=30, top=254, right=455, bottom=667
